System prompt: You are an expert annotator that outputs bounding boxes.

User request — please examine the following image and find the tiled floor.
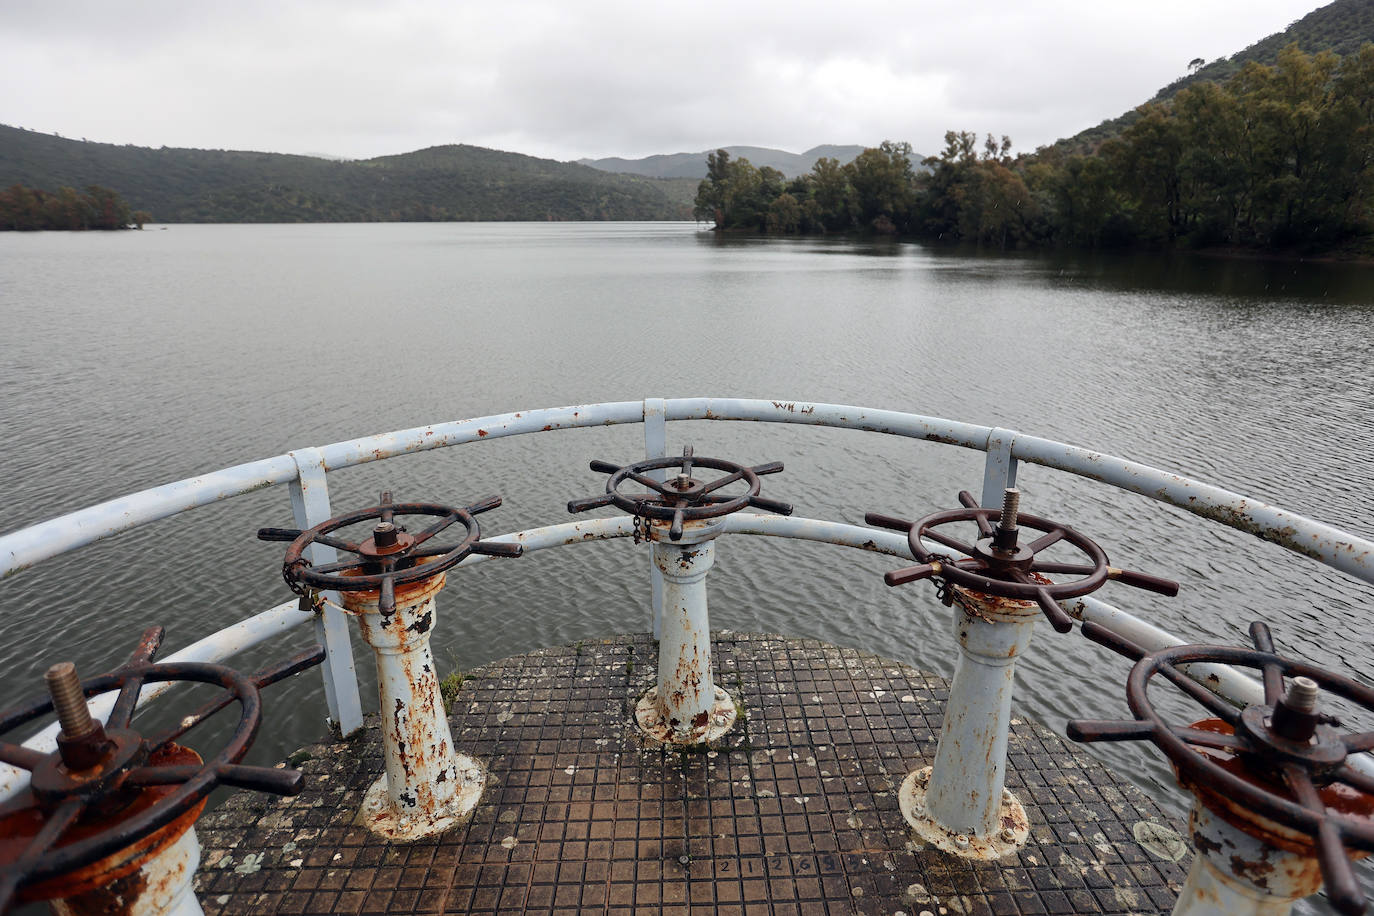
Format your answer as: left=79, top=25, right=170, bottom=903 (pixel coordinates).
left=195, top=632, right=1188, bottom=914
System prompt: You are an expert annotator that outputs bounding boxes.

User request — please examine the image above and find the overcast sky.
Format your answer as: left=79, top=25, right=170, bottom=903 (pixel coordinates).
left=1, top=0, right=1326, bottom=162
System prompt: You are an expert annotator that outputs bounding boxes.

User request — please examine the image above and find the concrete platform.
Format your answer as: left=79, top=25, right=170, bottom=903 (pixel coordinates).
left=194, top=632, right=1190, bottom=915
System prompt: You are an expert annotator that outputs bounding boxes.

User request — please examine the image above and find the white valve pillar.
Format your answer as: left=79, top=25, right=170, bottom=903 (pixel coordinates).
left=635, top=518, right=736, bottom=744
left=342, top=567, right=484, bottom=840
left=899, top=587, right=1035, bottom=859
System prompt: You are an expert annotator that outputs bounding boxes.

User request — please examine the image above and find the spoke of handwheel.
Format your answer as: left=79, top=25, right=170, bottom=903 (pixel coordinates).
left=1176, top=726, right=1247, bottom=752
left=1066, top=719, right=1154, bottom=742
left=410, top=542, right=463, bottom=559
left=305, top=558, right=371, bottom=577
left=1283, top=762, right=1363, bottom=915
left=670, top=507, right=685, bottom=542
left=1248, top=622, right=1285, bottom=705
left=883, top=563, right=940, bottom=587
left=0, top=743, right=47, bottom=771
left=108, top=674, right=147, bottom=730
left=1081, top=621, right=1150, bottom=661
left=124, top=763, right=200, bottom=787
left=409, top=512, right=459, bottom=548
left=956, top=491, right=995, bottom=537
left=0, top=795, right=85, bottom=913
left=1344, top=732, right=1374, bottom=754
left=1030, top=560, right=1095, bottom=576
left=216, top=763, right=305, bottom=794
left=1034, top=588, right=1075, bottom=633
left=1026, top=528, right=1067, bottom=553
left=698, top=469, right=746, bottom=495
left=627, top=470, right=674, bottom=496
left=1158, top=659, right=1241, bottom=724
left=312, top=533, right=361, bottom=553
left=923, top=529, right=977, bottom=557
left=680, top=445, right=694, bottom=477
left=146, top=646, right=325, bottom=750
left=108, top=626, right=166, bottom=726
left=1333, top=763, right=1374, bottom=796
left=126, top=627, right=165, bottom=666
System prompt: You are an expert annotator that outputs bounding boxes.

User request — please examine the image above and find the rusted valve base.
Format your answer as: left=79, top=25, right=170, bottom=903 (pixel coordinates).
left=899, top=766, right=1030, bottom=860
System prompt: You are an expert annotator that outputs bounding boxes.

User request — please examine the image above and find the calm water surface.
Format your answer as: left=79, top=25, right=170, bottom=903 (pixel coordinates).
left=2, top=223, right=1372, bottom=906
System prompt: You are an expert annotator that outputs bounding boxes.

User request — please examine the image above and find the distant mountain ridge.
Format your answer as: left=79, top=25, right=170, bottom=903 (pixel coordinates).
left=577, top=145, right=868, bottom=179
left=1052, top=0, right=1374, bottom=154
left=0, top=126, right=695, bottom=222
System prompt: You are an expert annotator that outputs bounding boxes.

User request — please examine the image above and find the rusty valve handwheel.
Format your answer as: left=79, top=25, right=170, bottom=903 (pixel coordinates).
left=0, top=628, right=322, bottom=912
left=866, top=489, right=1178, bottom=633
left=1067, top=622, right=1374, bottom=915
left=258, top=490, right=522, bottom=615
left=567, top=444, right=793, bottom=541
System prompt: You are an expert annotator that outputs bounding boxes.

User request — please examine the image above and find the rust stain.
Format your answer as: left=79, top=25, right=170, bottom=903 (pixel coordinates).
left=477, top=429, right=488, bottom=437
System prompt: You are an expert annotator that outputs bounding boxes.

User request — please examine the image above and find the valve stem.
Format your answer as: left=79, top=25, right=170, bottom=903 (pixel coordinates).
left=46, top=662, right=95, bottom=740
left=1272, top=675, right=1320, bottom=742
left=992, top=488, right=1021, bottom=551
left=1285, top=676, right=1320, bottom=714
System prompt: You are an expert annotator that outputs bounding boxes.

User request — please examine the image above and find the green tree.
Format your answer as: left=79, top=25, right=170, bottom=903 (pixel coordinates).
left=846, top=141, right=916, bottom=232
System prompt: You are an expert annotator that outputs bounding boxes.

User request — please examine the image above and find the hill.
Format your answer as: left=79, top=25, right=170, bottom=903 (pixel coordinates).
left=577, top=144, right=868, bottom=179
left=0, top=126, right=692, bottom=222
left=1050, top=0, right=1374, bottom=154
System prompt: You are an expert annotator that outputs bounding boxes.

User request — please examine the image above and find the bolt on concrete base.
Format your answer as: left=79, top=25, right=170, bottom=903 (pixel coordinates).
left=354, top=755, right=486, bottom=842
left=899, top=766, right=1029, bottom=860
left=635, top=684, right=737, bottom=745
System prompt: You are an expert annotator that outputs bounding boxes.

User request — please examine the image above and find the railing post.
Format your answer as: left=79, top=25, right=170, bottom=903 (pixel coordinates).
left=643, top=398, right=667, bottom=639
left=287, top=448, right=363, bottom=738
left=980, top=428, right=1019, bottom=510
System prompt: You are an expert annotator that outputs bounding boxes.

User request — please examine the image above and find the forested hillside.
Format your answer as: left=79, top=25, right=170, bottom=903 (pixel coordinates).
left=1055, top=0, right=1374, bottom=153
left=0, top=127, right=691, bottom=222
left=695, top=44, right=1374, bottom=255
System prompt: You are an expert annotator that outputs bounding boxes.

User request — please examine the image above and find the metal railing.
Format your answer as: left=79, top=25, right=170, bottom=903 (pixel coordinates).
left=3, top=397, right=1371, bottom=800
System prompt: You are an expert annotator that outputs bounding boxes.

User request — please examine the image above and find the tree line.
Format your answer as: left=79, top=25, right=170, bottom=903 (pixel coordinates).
left=694, top=44, right=1374, bottom=254
left=0, top=183, right=148, bottom=230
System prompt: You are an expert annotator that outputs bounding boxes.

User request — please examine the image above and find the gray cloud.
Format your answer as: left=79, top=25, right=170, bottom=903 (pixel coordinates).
left=0, top=0, right=1323, bottom=161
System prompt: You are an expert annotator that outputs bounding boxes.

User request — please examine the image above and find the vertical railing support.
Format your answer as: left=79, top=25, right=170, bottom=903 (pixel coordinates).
left=643, top=398, right=667, bottom=639
left=980, top=428, right=1019, bottom=511
left=899, top=587, right=1034, bottom=858
left=634, top=518, right=736, bottom=745
left=287, top=448, right=363, bottom=738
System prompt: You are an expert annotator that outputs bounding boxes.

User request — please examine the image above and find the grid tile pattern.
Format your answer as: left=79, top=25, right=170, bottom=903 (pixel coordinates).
left=195, top=632, right=1189, bottom=914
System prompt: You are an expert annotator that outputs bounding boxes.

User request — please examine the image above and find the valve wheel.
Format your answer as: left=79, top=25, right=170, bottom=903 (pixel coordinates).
left=1068, top=621, right=1374, bottom=916
left=0, top=628, right=322, bottom=911
left=867, top=489, right=1178, bottom=633
left=567, top=445, right=792, bottom=541
left=258, top=490, right=522, bottom=615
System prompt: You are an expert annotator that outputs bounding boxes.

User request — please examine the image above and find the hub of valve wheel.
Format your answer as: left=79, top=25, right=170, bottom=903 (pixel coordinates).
left=569, top=445, right=792, bottom=744
left=0, top=628, right=320, bottom=916
left=866, top=488, right=1179, bottom=859
left=1069, top=621, right=1374, bottom=916
left=259, top=490, right=521, bottom=841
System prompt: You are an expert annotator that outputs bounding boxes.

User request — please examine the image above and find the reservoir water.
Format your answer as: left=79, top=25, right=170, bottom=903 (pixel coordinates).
left=2, top=223, right=1372, bottom=892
